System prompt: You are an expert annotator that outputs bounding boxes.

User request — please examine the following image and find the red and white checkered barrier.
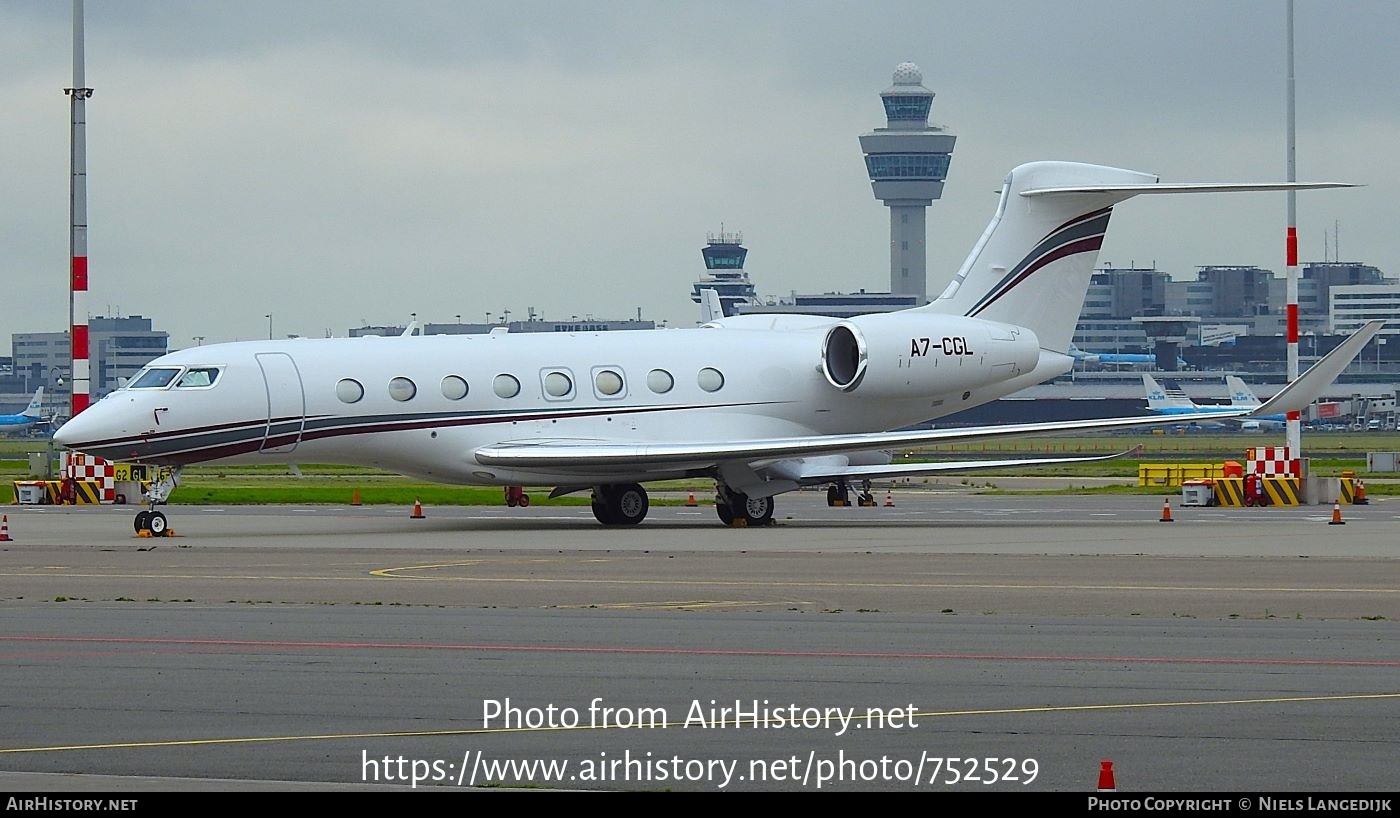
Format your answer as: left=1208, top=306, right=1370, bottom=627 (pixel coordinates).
left=1247, top=447, right=1301, bottom=478
left=63, top=452, right=116, bottom=502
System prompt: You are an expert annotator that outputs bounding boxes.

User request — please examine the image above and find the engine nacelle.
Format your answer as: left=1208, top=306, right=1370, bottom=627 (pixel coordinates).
left=820, top=313, right=1040, bottom=397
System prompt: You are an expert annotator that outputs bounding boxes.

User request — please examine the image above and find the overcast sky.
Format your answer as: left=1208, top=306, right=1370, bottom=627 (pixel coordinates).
left=2, top=1, right=1397, bottom=352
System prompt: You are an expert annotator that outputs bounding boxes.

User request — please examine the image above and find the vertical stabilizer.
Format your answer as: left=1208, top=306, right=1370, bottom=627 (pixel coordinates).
left=22, top=388, right=45, bottom=418
left=1225, top=376, right=1261, bottom=407
left=1143, top=375, right=1196, bottom=412
left=925, top=162, right=1157, bottom=353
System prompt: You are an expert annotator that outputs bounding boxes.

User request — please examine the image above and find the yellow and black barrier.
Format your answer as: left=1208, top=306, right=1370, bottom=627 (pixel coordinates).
left=1262, top=478, right=1301, bottom=506
left=1339, top=477, right=1356, bottom=505
left=42, top=480, right=104, bottom=505
left=1213, top=478, right=1245, bottom=507
left=1208, top=477, right=1300, bottom=507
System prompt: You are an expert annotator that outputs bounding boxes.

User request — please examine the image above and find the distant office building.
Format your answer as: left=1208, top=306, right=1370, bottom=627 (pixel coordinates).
left=10, top=315, right=169, bottom=408
left=689, top=231, right=757, bottom=318
left=736, top=290, right=919, bottom=320
left=859, top=62, right=956, bottom=303
left=1330, top=285, right=1400, bottom=338
left=352, top=315, right=656, bottom=338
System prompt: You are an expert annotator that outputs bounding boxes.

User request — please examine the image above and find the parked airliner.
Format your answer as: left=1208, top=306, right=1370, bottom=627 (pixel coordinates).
left=1143, top=374, right=1287, bottom=431
left=0, top=388, right=48, bottom=436
left=52, top=161, right=1379, bottom=535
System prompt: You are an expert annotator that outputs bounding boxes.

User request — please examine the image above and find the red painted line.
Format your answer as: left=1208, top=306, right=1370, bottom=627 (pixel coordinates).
left=1287, top=303, right=1299, bottom=343
left=1, top=635, right=1396, bottom=668
left=1286, top=226, right=1298, bottom=267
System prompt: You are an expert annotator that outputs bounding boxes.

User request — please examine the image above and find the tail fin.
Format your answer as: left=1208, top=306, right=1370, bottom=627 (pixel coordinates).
left=22, top=387, right=44, bottom=418
left=698, top=288, right=724, bottom=324
left=1225, top=376, right=1261, bottom=407
left=1143, top=375, right=1195, bottom=412
left=925, top=161, right=1352, bottom=354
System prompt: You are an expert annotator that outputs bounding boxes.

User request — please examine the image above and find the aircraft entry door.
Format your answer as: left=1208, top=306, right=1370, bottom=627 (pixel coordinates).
left=256, top=352, right=305, bottom=454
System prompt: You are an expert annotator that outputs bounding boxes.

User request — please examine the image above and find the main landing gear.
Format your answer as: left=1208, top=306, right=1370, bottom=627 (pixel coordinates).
left=585, top=482, right=777, bottom=527
left=134, top=467, right=181, bottom=537
left=826, top=479, right=875, bottom=507
left=591, top=483, right=649, bottom=526
left=715, top=486, right=774, bottom=527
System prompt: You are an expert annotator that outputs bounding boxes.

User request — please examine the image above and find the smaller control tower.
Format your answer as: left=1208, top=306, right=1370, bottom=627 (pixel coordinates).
left=690, top=230, right=757, bottom=318
left=859, top=62, right=956, bottom=303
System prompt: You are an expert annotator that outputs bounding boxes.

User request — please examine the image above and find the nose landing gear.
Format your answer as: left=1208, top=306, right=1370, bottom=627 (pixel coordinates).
left=134, top=466, right=181, bottom=537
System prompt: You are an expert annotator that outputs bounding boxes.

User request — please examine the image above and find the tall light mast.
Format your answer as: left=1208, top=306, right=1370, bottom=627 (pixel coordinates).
left=1284, top=0, right=1301, bottom=457
left=65, top=0, right=94, bottom=417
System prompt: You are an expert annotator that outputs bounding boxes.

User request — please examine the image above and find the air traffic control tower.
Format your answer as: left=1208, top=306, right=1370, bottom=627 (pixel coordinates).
left=859, top=62, right=956, bottom=303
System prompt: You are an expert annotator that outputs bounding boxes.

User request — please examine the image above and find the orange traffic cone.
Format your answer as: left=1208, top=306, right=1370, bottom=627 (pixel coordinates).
left=351, top=488, right=362, bottom=506
left=1097, top=760, right=1116, bottom=792
left=686, top=492, right=697, bottom=507
left=0, top=514, right=11, bottom=542
left=1329, top=501, right=1345, bottom=525
left=1355, top=479, right=1369, bottom=505
left=411, top=498, right=425, bottom=519
left=1159, top=498, right=1174, bottom=522
left=884, top=491, right=894, bottom=507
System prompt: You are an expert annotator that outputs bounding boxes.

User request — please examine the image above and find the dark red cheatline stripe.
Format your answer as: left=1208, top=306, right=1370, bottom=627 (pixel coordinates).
left=1, top=635, right=1396, bottom=667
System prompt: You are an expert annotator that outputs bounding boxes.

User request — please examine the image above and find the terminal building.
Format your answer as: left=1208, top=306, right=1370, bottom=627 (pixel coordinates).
left=3, top=316, right=169, bottom=419
left=350, top=308, right=654, bottom=338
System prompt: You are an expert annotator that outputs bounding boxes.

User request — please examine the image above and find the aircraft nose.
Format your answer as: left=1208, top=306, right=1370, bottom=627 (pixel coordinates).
left=52, top=408, right=102, bottom=449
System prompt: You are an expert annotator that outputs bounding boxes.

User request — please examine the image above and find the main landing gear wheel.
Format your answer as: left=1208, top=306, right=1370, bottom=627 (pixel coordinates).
left=591, top=483, right=649, bottom=526
left=826, top=482, right=851, bottom=507
left=716, top=489, right=775, bottom=527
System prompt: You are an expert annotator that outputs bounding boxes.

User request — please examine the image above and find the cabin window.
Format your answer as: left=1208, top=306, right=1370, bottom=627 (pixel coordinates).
left=388, top=377, right=417, bottom=402
left=697, top=367, right=725, bottom=393
left=647, top=369, right=674, bottom=394
left=594, top=369, right=624, bottom=397
left=441, top=375, right=469, bottom=400
left=336, top=378, right=364, bottom=404
left=129, top=367, right=181, bottom=389
left=493, top=374, right=521, bottom=399
left=543, top=371, right=573, bottom=399
left=175, top=367, right=220, bottom=388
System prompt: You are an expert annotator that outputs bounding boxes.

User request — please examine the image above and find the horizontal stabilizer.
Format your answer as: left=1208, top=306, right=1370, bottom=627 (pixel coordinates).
left=1021, top=182, right=1354, bottom=198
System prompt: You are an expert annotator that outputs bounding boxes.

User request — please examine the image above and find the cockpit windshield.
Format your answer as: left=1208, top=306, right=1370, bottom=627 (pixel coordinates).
left=176, top=367, right=220, bottom=388
left=128, top=367, right=182, bottom=389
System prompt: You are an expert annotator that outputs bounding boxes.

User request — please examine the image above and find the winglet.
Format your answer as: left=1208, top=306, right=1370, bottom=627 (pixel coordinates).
left=1255, top=320, right=1386, bottom=416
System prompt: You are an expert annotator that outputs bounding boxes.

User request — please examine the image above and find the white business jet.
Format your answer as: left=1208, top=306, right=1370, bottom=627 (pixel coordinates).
left=52, top=161, right=1380, bottom=535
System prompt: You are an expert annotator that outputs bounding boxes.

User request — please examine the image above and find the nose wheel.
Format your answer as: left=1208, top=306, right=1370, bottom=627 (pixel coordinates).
left=134, top=510, right=169, bottom=537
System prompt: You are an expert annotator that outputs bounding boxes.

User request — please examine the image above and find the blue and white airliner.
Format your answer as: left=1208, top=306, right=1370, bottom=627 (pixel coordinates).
left=0, top=388, right=47, bottom=436
left=1143, top=375, right=1286, bottom=431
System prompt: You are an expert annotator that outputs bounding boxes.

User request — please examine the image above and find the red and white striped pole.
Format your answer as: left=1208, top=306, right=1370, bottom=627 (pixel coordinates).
left=66, top=0, right=93, bottom=418
left=1284, top=0, right=1301, bottom=458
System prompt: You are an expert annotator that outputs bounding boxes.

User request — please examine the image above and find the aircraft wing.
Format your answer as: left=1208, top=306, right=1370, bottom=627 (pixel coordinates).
left=475, top=412, right=1239, bottom=470
left=476, top=321, right=1384, bottom=473
left=787, top=449, right=1138, bottom=484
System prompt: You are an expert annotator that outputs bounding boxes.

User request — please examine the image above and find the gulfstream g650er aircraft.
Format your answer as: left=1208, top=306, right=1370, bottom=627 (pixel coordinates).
left=53, top=161, right=1380, bottom=535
